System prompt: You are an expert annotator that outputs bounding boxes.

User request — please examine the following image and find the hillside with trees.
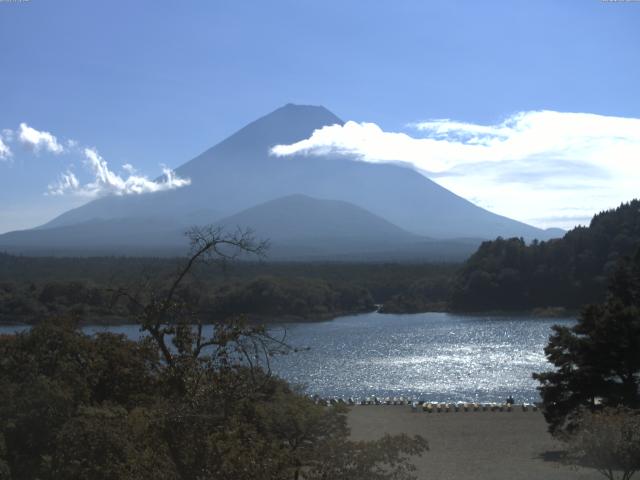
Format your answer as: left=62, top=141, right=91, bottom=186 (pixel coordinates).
left=0, top=255, right=457, bottom=325
left=450, top=200, right=640, bottom=312
left=0, top=276, right=376, bottom=325
left=209, top=276, right=375, bottom=321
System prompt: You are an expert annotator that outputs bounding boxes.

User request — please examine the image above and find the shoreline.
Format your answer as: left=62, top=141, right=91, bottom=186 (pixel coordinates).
left=0, top=306, right=578, bottom=328
left=317, top=398, right=541, bottom=410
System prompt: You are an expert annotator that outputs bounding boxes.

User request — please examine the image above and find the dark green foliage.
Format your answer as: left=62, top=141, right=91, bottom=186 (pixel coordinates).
left=0, top=257, right=458, bottom=323
left=210, top=276, right=375, bottom=320
left=533, top=250, right=640, bottom=436
left=379, top=275, right=452, bottom=313
left=452, top=200, right=640, bottom=311
left=0, top=320, right=160, bottom=479
left=0, top=320, right=428, bottom=479
left=0, top=433, right=9, bottom=480
left=0, top=228, right=428, bottom=479
left=52, top=406, right=176, bottom=480
left=0, top=280, right=125, bottom=324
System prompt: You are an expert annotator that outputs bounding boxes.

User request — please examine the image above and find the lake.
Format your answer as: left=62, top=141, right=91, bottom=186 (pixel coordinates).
left=0, top=312, right=573, bottom=403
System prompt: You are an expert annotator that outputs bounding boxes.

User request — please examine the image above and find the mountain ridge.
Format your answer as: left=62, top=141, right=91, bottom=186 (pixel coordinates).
left=0, top=104, right=564, bottom=258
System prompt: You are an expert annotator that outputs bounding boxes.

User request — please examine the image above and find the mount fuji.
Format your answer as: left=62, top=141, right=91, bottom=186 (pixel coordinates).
left=0, top=104, right=562, bottom=259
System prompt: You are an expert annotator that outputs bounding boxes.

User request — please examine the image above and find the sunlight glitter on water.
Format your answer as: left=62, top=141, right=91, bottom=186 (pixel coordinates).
left=268, top=311, right=574, bottom=403
left=0, top=311, right=572, bottom=403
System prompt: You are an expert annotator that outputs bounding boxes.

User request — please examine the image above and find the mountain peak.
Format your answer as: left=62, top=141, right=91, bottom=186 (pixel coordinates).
left=277, top=102, right=339, bottom=117
left=253, top=103, right=343, bottom=136
left=176, top=103, right=343, bottom=174
left=242, top=103, right=342, bottom=138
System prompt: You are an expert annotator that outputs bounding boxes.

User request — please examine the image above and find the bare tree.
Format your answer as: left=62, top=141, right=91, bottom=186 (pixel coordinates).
left=111, top=226, right=293, bottom=393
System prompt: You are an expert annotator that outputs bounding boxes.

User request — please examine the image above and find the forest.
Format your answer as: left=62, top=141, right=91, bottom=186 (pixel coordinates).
left=450, top=200, right=640, bottom=312
left=0, top=255, right=457, bottom=324
left=1, top=200, right=639, bottom=323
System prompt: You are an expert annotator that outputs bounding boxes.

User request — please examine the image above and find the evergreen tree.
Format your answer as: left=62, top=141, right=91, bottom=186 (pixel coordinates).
left=452, top=200, right=640, bottom=312
left=533, top=249, right=640, bottom=435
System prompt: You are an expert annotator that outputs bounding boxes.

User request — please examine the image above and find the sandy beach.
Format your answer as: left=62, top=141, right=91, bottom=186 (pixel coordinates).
left=348, top=405, right=601, bottom=480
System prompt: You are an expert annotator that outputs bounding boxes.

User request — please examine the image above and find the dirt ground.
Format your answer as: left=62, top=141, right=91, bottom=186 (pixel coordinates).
left=348, top=405, right=602, bottom=480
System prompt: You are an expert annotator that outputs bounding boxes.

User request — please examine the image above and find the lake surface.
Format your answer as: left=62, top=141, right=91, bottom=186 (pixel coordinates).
left=0, top=312, right=573, bottom=403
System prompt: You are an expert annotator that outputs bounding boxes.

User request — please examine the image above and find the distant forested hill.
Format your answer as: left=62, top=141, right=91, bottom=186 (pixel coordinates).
left=450, top=200, right=640, bottom=312
left=0, top=256, right=457, bottom=324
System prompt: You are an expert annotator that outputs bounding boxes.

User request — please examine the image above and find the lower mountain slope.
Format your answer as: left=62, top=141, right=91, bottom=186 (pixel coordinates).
left=0, top=195, right=480, bottom=261
left=213, top=194, right=480, bottom=261
left=0, top=217, right=188, bottom=256
left=0, top=194, right=480, bottom=260
left=215, top=194, right=417, bottom=245
left=39, top=104, right=561, bottom=242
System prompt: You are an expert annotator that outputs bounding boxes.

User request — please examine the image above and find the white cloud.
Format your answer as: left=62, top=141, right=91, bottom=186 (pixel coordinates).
left=2, top=121, right=190, bottom=200
left=2, top=129, right=14, bottom=142
left=18, top=123, right=65, bottom=154
left=47, top=170, right=80, bottom=196
left=0, top=137, right=12, bottom=160
left=48, top=147, right=191, bottom=197
left=122, top=163, right=136, bottom=174
left=271, top=111, right=640, bottom=229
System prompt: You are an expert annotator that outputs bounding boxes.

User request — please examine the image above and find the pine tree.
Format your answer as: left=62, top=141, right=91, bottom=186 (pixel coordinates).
left=533, top=249, right=640, bottom=435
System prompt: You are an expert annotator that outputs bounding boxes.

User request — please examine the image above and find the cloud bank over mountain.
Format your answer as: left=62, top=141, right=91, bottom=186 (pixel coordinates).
left=272, top=110, right=640, bottom=228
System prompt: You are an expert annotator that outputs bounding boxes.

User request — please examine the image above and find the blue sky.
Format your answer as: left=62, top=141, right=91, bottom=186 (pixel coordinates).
left=1, top=0, right=639, bottom=233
